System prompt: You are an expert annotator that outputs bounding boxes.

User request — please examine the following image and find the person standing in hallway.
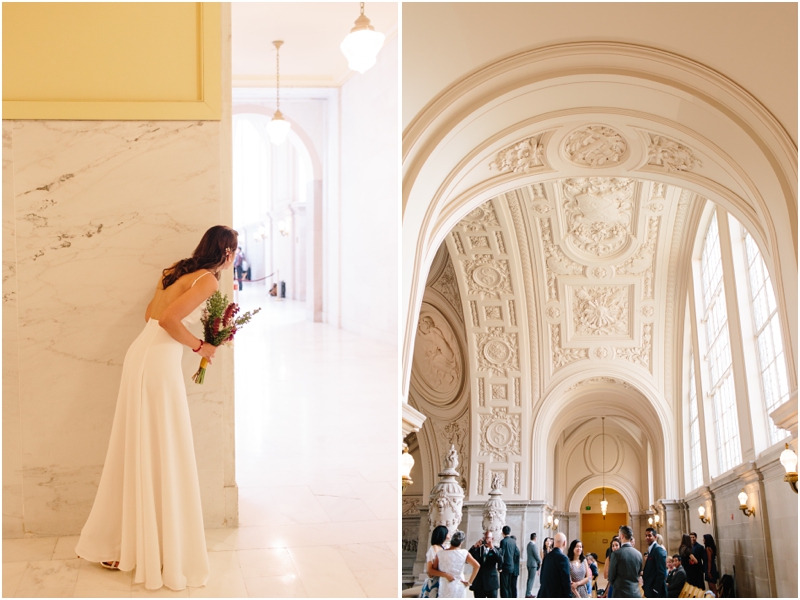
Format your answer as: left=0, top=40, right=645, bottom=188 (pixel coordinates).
left=499, top=525, right=520, bottom=597
left=642, top=527, right=667, bottom=597
left=469, top=531, right=504, bottom=598
left=607, top=525, right=643, bottom=598
left=567, top=539, right=591, bottom=598
left=525, top=532, right=541, bottom=597
left=666, top=555, right=686, bottom=597
left=702, top=534, right=718, bottom=596
left=537, top=532, right=572, bottom=598
left=234, top=247, right=244, bottom=289
left=679, top=534, right=704, bottom=589
left=601, top=537, right=621, bottom=598
left=75, top=225, right=238, bottom=591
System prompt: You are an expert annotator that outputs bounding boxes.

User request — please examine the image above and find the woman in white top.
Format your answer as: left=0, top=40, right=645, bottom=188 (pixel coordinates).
left=430, top=530, right=480, bottom=599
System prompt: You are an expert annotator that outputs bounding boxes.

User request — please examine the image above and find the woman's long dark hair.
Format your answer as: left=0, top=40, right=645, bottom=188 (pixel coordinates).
left=430, top=525, right=449, bottom=548
left=161, top=225, right=238, bottom=289
left=568, top=539, right=586, bottom=562
left=679, top=534, right=692, bottom=558
left=703, top=534, right=716, bottom=553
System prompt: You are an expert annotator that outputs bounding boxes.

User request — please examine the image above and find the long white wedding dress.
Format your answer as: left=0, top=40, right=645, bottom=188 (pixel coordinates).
left=436, top=548, right=470, bottom=598
left=75, top=277, right=210, bottom=591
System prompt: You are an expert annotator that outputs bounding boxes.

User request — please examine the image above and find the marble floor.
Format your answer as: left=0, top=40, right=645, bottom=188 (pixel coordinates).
left=3, top=285, right=399, bottom=597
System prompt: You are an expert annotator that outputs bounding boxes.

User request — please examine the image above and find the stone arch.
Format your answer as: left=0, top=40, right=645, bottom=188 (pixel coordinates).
left=567, top=478, right=640, bottom=515
left=402, top=42, right=797, bottom=401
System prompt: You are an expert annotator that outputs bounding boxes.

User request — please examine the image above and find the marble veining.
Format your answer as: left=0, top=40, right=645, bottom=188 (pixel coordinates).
left=4, top=119, right=232, bottom=536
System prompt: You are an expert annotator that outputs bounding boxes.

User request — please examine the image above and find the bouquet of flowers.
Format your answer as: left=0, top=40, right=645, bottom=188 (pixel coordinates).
left=192, top=291, right=261, bottom=384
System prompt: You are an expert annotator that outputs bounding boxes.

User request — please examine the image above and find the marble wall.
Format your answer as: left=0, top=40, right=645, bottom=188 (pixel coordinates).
left=339, top=35, right=398, bottom=345
left=2, top=119, right=235, bottom=537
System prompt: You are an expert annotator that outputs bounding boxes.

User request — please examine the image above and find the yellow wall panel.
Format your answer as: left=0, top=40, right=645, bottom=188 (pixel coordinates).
left=3, top=2, right=221, bottom=120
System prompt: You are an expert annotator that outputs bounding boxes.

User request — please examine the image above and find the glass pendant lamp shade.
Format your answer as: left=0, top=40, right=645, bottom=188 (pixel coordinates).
left=737, top=490, right=748, bottom=507
left=266, top=110, right=291, bottom=146
left=780, top=443, right=798, bottom=474
left=341, top=3, right=385, bottom=74
left=600, top=499, right=608, bottom=515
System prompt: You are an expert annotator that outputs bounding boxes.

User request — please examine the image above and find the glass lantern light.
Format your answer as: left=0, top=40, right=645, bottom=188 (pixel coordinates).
left=340, top=2, right=385, bottom=74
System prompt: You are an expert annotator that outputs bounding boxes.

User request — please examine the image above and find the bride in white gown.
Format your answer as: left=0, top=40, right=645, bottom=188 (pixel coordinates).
left=430, top=530, right=480, bottom=598
left=75, top=225, right=238, bottom=591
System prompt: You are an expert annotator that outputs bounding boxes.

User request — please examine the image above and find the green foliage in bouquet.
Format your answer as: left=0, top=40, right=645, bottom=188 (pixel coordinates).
left=201, top=291, right=261, bottom=347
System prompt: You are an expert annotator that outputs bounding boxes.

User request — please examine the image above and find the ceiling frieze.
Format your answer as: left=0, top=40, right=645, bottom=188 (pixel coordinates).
left=561, top=125, right=629, bottom=169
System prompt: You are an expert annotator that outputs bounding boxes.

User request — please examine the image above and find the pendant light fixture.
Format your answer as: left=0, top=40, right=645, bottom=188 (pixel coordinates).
left=340, top=2, right=385, bottom=74
left=600, top=417, right=608, bottom=519
left=265, top=40, right=291, bottom=146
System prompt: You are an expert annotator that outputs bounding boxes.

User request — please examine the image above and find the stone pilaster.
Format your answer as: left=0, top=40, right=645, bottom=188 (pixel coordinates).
left=660, top=498, right=689, bottom=555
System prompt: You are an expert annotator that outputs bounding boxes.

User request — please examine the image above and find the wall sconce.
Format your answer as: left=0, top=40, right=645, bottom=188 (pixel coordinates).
left=698, top=505, right=711, bottom=524
left=647, top=506, right=662, bottom=530
left=737, top=490, right=755, bottom=517
left=401, top=443, right=414, bottom=494
left=253, top=225, right=267, bottom=242
left=544, top=515, right=559, bottom=530
left=780, top=443, right=798, bottom=493
left=277, top=220, right=290, bottom=237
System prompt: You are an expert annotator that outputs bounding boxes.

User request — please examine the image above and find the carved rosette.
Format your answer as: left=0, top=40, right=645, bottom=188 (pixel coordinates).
left=479, top=407, right=521, bottom=462
left=490, top=135, right=545, bottom=173
left=562, top=177, right=635, bottom=259
left=463, top=254, right=513, bottom=298
left=646, top=134, right=702, bottom=172
left=475, top=327, right=520, bottom=376
left=482, top=476, right=507, bottom=537
left=428, top=446, right=465, bottom=534
left=572, top=285, right=630, bottom=336
left=563, top=125, right=628, bottom=167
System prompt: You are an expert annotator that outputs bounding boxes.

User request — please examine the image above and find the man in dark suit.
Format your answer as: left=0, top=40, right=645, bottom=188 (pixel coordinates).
left=667, top=554, right=687, bottom=597
left=687, top=533, right=705, bottom=589
left=642, top=527, right=667, bottom=597
left=499, top=525, right=520, bottom=597
left=536, top=532, right=572, bottom=598
left=608, top=525, right=643, bottom=598
left=525, top=532, right=541, bottom=597
left=469, top=531, right=504, bottom=598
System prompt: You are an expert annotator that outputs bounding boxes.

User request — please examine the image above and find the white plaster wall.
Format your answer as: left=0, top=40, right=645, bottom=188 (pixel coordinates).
left=338, top=35, right=398, bottom=345
left=2, top=119, right=235, bottom=536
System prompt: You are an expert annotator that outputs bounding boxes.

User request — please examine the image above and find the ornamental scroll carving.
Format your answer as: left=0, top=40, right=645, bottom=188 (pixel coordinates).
left=490, top=135, right=545, bottom=173
left=615, top=323, right=653, bottom=369
left=459, top=200, right=500, bottom=232
left=551, top=324, right=588, bottom=369
left=479, top=407, right=521, bottom=462
left=402, top=496, right=421, bottom=516
left=563, top=125, right=627, bottom=168
left=647, top=134, right=702, bottom=172
left=475, top=327, right=520, bottom=377
left=431, top=255, right=464, bottom=319
left=462, top=254, right=513, bottom=298
left=572, top=285, right=630, bottom=336
left=563, top=177, right=635, bottom=259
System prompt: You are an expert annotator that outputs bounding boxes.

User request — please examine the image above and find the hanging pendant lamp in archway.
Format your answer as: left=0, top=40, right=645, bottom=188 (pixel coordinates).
left=600, top=417, right=608, bottom=518
left=340, top=2, right=385, bottom=74
left=265, top=40, right=291, bottom=146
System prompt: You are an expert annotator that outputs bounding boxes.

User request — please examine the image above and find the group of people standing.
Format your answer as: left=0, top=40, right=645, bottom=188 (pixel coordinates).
left=421, top=526, right=523, bottom=598
left=421, top=524, right=718, bottom=599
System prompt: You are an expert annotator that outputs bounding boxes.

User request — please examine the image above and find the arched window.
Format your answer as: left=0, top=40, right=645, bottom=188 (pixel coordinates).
left=699, top=210, right=741, bottom=475
left=687, top=348, right=703, bottom=490
left=743, top=231, right=790, bottom=445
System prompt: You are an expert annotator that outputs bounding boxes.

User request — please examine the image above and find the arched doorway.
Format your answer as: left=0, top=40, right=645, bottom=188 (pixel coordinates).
left=580, top=488, right=628, bottom=562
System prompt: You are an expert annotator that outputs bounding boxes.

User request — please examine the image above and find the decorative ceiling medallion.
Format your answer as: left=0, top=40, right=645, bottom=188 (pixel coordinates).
left=562, top=177, right=636, bottom=259
left=646, top=134, right=702, bottom=172
left=411, top=306, right=465, bottom=406
left=479, top=407, right=522, bottom=462
left=587, top=432, right=621, bottom=474
left=476, top=327, right=520, bottom=376
left=563, top=125, right=628, bottom=168
left=459, top=200, right=500, bottom=232
left=462, top=254, right=513, bottom=298
left=572, top=285, right=631, bottom=337
left=490, top=135, right=545, bottom=173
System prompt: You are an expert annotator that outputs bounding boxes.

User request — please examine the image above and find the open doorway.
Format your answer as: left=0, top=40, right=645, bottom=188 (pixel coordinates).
left=580, top=488, right=628, bottom=565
